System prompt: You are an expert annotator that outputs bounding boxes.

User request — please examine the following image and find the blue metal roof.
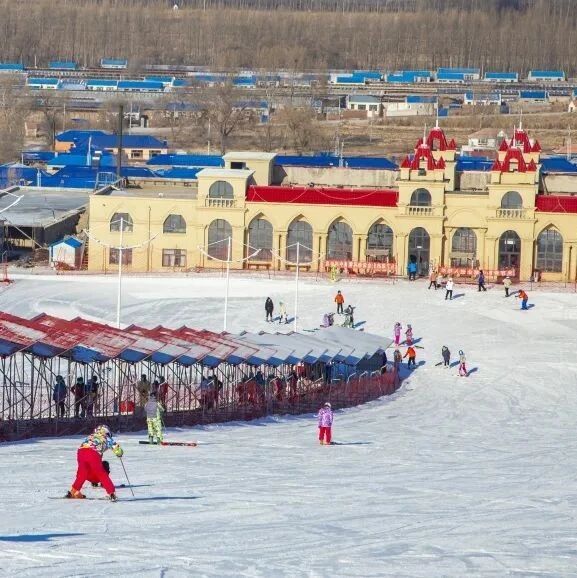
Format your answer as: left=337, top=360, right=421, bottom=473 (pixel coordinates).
left=233, top=76, right=256, bottom=86
left=56, top=130, right=110, bottom=142
left=529, top=70, right=564, bottom=78
left=154, top=168, right=201, bottom=179
left=484, top=71, right=518, bottom=80
left=387, top=70, right=431, bottom=83
left=0, top=63, right=24, bottom=72
left=145, top=76, right=175, bottom=85
left=28, top=77, right=59, bottom=86
left=456, top=156, right=494, bottom=172
left=49, top=237, right=83, bottom=249
left=437, top=67, right=480, bottom=74
left=276, top=155, right=397, bottom=170
left=22, top=150, right=56, bottom=162
left=48, top=154, right=89, bottom=167
left=117, top=80, right=164, bottom=91
left=75, top=134, right=167, bottom=150
left=540, top=156, right=577, bottom=173
left=100, top=58, right=127, bottom=67
left=519, top=90, right=548, bottom=99
left=146, top=154, right=223, bottom=167
left=406, top=95, right=437, bottom=103
left=437, top=71, right=467, bottom=81
left=49, top=61, right=76, bottom=70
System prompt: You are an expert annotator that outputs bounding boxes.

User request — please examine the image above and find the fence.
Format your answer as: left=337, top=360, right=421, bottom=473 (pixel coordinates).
left=0, top=355, right=400, bottom=442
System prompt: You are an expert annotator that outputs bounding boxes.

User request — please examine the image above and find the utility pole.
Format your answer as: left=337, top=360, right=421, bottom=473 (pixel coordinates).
left=117, top=103, right=124, bottom=182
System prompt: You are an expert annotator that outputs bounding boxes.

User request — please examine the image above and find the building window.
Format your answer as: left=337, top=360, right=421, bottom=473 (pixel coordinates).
left=410, top=188, right=432, bottom=206
left=358, top=104, right=367, bottom=111
left=150, top=150, right=162, bottom=157
left=327, top=220, right=353, bottom=260
left=162, top=249, right=187, bottom=267
left=130, top=150, right=143, bottom=159
left=536, top=228, right=563, bottom=272
left=501, top=191, right=523, bottom=209
left=163, top=214, right=186, bottom=234
left=408, top=227, right=430, bottom=276
left=109, top=248, right=133, bottom=265
left=209, top=181, right=234, bottom=199
left=498, top=230, right=521, bottom=270
left=367, top=223, right=393, bottom=261
left=286, top=219, right=313, bottom=263
left=369, top=105, right=378, bottom=111
left=207, top=219, right=232, bottom=260
left=248, top=218, right=273, bottom=261
left=110, top=212, right=133, bottom=232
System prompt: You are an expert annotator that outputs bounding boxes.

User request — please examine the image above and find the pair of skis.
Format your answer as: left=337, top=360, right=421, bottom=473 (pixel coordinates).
left=138, top=440, right=197, bottom=447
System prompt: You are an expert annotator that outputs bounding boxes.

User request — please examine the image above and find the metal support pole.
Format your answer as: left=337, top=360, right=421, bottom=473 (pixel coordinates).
left=223, top=236, right=231, bottom=331
left=294, top=242, right=300, bottom=332
left=116, top=217, right=124, bottom=329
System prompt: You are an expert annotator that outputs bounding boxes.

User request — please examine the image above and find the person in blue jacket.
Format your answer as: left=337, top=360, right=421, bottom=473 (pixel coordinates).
left=407, top=261, right=418, bottom=281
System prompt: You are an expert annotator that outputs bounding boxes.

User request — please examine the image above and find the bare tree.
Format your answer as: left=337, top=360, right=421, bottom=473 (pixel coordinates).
left=277, top=106, right=321, bottom=153
left=198, top=83, right=256, bottom=154
left=0, top=74, right=30, bottom=163
left=37, top=91, right=68, bottom=149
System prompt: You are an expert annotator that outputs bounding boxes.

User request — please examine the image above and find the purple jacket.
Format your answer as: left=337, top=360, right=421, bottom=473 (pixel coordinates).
left=318, top=407, right=333, bottom=427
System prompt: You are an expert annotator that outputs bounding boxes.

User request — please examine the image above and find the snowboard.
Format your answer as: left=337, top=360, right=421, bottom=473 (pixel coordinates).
left=139, top=440, right=197, bottom=447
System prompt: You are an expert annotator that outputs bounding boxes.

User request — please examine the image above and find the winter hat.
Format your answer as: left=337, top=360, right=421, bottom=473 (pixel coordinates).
left=407, top=324, right=412, bottom=329
left=95, top=424, right=111, bottom=438
left=459, top=350, right=464, bottom=355
left=324, top=402, right=331, bottom=408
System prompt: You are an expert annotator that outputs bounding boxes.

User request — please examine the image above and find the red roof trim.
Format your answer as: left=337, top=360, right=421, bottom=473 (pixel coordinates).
left=247, top=186, right=398, bottom=207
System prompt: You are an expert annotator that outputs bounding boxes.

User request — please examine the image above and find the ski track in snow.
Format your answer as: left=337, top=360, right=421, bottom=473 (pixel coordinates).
left=1, top=275, right=577, bottom=576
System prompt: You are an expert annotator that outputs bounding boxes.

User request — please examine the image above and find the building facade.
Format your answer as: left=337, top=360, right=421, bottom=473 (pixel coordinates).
left=87, top=129, right=577, bottom=281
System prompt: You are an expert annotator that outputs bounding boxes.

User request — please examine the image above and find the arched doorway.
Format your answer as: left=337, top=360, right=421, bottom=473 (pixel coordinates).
left=327, top=219, right=353, bottom=260
left=286, top=218, right=313, bottom=263
left=207, top=219, right=232, bottom=260
left=408, top=227, right=430, bottom=276
left=536, top=227, right=563, bottom=273
left=366, top=222, right=393, bottom=262
left=248, top=217, right=273, bottom=262
left=498, top=230, right=521, bottom=271
left=451, top=227, right=477, bottom=267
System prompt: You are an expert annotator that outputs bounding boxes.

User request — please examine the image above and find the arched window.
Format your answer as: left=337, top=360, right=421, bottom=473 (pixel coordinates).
left=286, top=219, right=313, bottom=263
left=110, top=212, right=133, bottom=232
left=248, top=218, right=273, bottom=262
left=327, top=220, right=353, bottom=260
left=498, top=230, right=521, bottom=269
left=163, top=214, right=186, bottom=234
left=410, top=188, right=432, bottom=207
left=367, top=222, right=393, bottom=261
left=451, top=227, right=477, bottom=266
left=408, top=227, right=430, bottom=275
left=209, top=181, right=234, bottom=199
left=207, top=219, right=232, bottom=260
left=501, top=191, right=523, bottom=209
left=536, top=228, right=563, bottom=272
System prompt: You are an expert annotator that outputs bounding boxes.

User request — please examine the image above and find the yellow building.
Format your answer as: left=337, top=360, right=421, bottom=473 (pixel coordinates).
left=87, top=132, right=577, bottom=282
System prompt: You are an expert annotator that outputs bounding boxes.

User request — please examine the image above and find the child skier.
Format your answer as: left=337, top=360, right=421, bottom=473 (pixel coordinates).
left=503, top=275, right=512, bottom=297
left=393, top=322, right=402, bottom=345
left=144, top=392, right=164, bottom=444
left=445, top=277, right=454, bottom=300
left=393, top=349, right=402, bottom=372
left=317, top=402, right=333, bottom=445
left=458, top=350, right=468, bottom=377
left=278, top=301, right=288, bottom=324
left=404, top=346, right=417, bottom=369
left=343, top=304, right=355, bottom=328
left=67, top=424, right=123, bottom=501
left=405, top=324, right=413, bottom=345
left=441, top=346, right=451, bottom=367
left=334, top=290, right=345, bottom=314
left=265, top=297, right=274, bottom=322
left=516, top=289, right=529, bottom=310
left=477, top=270, right=487, bottom=292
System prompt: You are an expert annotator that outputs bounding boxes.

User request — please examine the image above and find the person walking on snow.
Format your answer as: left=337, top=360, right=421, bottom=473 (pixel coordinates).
left=478, top=270, right=487, bottom=292
left=334, top=290, right=345, bottom=314
left=428, top=269, right=438, bottom=290
left=407, top=261, right=417, bottom=281
left=53, top=375, right=67, bottom=419
left=404, top=346, right=417, bottom=369
left=318, top=402, right=334, bottom=445
left=445, top=277, right=454, bottom=300
left=265, top=297, right=274, bottom=322
left=393, top=322, right=402, bottom=345
left=393, top=349, right=402, bottom=372
left=503, top=275, right=512, bottom=297
left=405, top=324, right=413, bottom=345
left=516, top=289, right=529, bottom=310
left=442, top=346, right=451, bottom=367
left=278, top=301, right=288, bottom=324
left=144, top=392, right=164, bottom=445
left=458, top=350, right=468, bottom=377
left=67, top=424, right=123, bottom=501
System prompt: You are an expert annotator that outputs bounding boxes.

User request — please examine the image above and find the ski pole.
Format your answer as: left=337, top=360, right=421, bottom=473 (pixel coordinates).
left=119, top=456, right=135, bottom=497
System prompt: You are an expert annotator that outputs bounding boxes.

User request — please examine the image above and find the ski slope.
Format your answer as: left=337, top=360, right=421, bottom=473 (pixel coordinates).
left=1, top=274, right=577, bottom=577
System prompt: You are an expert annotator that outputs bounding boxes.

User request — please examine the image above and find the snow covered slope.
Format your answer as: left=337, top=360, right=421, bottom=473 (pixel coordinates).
left=1, top=275, right=577, bottom=576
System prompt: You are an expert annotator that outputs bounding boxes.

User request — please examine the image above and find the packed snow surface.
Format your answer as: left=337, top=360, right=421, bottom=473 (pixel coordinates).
left=1, top=274, right=577, bottom=577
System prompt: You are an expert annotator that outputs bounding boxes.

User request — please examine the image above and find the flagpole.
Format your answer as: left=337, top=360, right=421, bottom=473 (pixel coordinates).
left=116, top=217, right=124, bottom=328
left=294, top=242, right=300, bottom=332
left=223, top=236, right=231, bottom=331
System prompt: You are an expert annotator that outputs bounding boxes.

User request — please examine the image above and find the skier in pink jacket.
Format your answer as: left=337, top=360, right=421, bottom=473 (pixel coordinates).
left=393, top=322, right=402, bottom=346
left=317, top=402, right=334, bottom=445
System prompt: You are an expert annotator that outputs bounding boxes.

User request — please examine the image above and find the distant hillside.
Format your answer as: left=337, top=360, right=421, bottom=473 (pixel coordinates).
left=3, top=0, right=576, bottom=72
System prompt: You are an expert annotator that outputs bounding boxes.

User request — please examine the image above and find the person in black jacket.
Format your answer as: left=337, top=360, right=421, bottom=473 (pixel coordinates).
left=265, top=297, right=274, bottom=322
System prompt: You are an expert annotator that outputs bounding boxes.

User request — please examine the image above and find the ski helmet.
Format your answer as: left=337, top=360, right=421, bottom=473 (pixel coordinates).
left=95, top=424, right=111, bottom=438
